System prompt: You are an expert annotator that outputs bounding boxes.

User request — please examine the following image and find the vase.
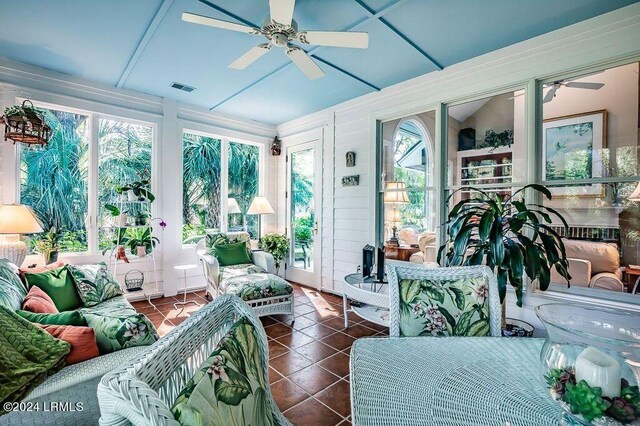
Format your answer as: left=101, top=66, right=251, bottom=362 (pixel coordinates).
left=136, top=246, right=146, bottom=257
left=536, top=304, right=640, bottom=425
left=127, top=190, right=137, bottom=202
left=44, top=250, right=58, bottom=265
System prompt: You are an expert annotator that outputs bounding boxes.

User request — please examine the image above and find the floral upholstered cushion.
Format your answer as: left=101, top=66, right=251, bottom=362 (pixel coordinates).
left=398, top=277, right=490, bottom=337
left=79, top=295, right=136, bottom=317
left=220, top=263, right=264, bottom=282
left=0, top=259, right=26, bottom=310
left=68, top=263, right=123, bottom=307
left=222, top=273, right=292, bottom=301
left=171, top=317, right=275, bottom=426
left=82, top=312, right=158, bottom=354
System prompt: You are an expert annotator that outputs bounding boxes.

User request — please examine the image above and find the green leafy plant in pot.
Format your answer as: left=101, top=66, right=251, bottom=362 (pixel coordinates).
left=438, top=184, right=572, bottom=330
left=126, top=227, right=159, bottom=257
left=116, top=179, right=155, bottom=203
left=35, top=226, right=62, bottom=264
left=259, top=233, right=290, bottom=273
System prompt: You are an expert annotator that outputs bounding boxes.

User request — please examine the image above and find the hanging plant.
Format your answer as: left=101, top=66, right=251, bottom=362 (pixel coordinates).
left=1, top=100, right=53, bottom=146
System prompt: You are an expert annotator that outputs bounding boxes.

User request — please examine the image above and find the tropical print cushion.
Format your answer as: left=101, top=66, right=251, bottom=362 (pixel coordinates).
left=223, top=273, right=292, bottom=302
left=83, top=312, right=158, bottom=354
left=0, top=259, right=27, bottom=310
left=68, top=263, right=122, bottom=307
left=398, top=277, right=490, bottom=337
left=171, top=317, right=275, bottom=426
left=79, top=295, right=136, bottom=317
left=220, top=263, right=264, bottom=282
left=206, top=232, right=252, bottom=259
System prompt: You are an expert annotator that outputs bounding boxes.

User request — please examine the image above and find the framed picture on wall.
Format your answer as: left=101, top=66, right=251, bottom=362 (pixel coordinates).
left=542, top=109, right=607, bottom=198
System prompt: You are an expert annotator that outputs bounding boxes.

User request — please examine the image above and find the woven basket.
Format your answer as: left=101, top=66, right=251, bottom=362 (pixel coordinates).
left=124, top=270, right=144, bottom=292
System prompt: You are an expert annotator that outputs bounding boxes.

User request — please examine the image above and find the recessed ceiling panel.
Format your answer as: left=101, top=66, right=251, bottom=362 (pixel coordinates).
left=317, top=20, right=439, bottom=88
left=217, top=63, right=375, bottom=124
left=123, top=0, right=291, bottom=110
left=0, top=0, right=162, bottom=85
left=383, top=0, right=638, bottom=67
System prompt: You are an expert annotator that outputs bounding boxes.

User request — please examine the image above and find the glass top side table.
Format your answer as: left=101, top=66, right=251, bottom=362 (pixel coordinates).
left=343, top=273, right=389, bottom=328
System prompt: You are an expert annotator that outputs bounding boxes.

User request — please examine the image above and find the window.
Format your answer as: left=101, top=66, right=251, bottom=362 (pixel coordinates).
left=98, top=119, right=153, bottom=251
left=18, top=102, right=155, bottom=256
left=379, top=114, right=435, bottom=257
left=182, top=132, right=222, bottom=244
left=540, top=62, right=640, bottom=301
left=228, top=141, right=260, bottom=238
left=181, top=130, right=262, bottom=244
left=20, top=107, right=90, bottom=252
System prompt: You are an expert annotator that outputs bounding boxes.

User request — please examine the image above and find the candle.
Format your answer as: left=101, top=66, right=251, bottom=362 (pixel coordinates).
left=575, top=347, right=621, bottom=398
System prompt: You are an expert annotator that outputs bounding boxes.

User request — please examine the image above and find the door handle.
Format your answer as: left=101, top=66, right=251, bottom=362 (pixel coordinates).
left=312, top=220, right=319, bottom=235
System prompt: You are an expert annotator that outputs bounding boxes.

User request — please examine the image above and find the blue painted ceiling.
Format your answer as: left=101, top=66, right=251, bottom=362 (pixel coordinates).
left=0, top=0, right=636, bottom=125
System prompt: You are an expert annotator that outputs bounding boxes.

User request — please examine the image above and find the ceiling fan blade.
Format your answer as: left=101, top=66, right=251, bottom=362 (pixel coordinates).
left=298, top=31, right=369, bottom=49
left=229, top=44, right=272, bottom=69
left=182, top=12, right=260, bottom=34
left=286, top=46, right=324, bottom=80
left=565, top=82, right=605, bottom=90
left=269, top=0, right=295, bottom=26
left=543, top=87, right=556, bottom=103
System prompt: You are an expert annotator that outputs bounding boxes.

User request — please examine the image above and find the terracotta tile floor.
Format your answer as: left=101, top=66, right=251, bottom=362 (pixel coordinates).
left=132, top=283, right=389, bottom=426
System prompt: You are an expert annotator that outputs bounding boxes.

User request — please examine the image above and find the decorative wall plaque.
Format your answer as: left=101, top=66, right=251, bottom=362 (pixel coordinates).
left=342, top=175, right=359, bottom=186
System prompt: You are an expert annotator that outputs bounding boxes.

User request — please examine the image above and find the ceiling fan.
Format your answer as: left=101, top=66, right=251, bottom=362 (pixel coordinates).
left=542, top=77, right=604, bottom=103
left=182, top=0, right=369, bottom=80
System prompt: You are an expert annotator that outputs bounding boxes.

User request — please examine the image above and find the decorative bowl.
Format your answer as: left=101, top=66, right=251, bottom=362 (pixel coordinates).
left=536, top=304, right=640, bottom=425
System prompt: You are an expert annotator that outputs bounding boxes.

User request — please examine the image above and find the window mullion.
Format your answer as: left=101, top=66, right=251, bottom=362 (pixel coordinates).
left=88, top=114, right=99, bottom=254
left=220, top=138, right=229, bottom=233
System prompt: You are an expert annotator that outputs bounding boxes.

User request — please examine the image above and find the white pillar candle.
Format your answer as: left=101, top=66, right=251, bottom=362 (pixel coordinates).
left=575, top=347, right=621, bottom=398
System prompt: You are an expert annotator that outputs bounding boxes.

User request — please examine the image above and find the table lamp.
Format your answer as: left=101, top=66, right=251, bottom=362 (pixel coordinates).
left=0, top=204, right=44, bottom=266
left=247, top=196, right=275, bottom=241
left=383, top=181, right=409, bottom=246
left=629, top=182, right=640, bottom=201
left=227, top=198, right=241, bottom=214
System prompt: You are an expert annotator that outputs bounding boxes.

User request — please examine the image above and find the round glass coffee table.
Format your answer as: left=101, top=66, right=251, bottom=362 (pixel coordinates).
left=343, top=273, right=389, bottom=328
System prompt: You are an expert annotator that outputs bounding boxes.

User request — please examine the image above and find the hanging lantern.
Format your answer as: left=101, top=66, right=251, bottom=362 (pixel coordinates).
left=2, top=100, right=52, bottom=146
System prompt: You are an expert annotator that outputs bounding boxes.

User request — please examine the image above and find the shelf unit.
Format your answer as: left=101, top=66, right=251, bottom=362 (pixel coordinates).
left=105, top=198, right=159, bottom=307
left=456, top=146, right=513, bottom=199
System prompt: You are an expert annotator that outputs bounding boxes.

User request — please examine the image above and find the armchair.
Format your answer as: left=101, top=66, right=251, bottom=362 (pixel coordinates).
left=549, top=238, right=624, bottom=292
left=195, top=233, right=294, bottom=324
left=409, top=231, right=437, bottom=265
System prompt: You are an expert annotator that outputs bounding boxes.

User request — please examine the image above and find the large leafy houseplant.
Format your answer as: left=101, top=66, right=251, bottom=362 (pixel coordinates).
left=35, top=226, right=62, bottom=264
left=438, top=184, right=571, bottom=307
left=259, top=233, right=290, bottom=272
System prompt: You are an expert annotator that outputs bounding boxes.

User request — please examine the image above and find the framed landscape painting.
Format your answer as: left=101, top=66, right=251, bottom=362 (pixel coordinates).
left=542, top=110, right=607, bottom=198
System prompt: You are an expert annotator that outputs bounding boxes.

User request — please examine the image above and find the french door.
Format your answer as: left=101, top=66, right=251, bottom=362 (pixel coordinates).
left=285, top=139, right=321, bottom=288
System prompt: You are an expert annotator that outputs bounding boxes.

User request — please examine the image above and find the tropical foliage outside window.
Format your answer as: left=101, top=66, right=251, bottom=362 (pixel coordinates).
left=20, top=108, right=89, bottom=252
left=20, top=106, right=154, bottom=254
left=182, top=132, right=221, bottom=243
left=181, top=132, right=262, bottom=244
left=98, top=119, right=152, bottom=251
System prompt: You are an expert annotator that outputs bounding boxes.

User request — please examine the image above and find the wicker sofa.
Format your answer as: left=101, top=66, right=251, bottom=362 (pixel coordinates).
left=0, top=261, right=155, bottom=426
left=196, top=233, right=294, bottom=324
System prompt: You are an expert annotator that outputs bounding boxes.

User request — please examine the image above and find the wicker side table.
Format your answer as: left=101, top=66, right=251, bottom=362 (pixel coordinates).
left=343, top=273, right=389, bottom=328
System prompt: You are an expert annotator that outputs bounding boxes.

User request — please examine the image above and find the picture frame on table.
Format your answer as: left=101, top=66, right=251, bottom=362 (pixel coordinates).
left=542, top=109, right=607, bottom=198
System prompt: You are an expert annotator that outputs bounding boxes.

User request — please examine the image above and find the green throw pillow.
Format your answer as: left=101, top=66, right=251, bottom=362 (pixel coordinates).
left=398, top=277, right=490, bottom=337
left=171, top=317, right=274, bottom=426
left=206, top=232, right=252, bottom=258
left=25, top=266, right=83, bottom=311
left=68, top=263, right=123, bottom=307
left=83, top=312, right=158, bottom=354
left=0, top=259, right=27, bottom=310
left=15, top=310, right=87, bottom=326
left=214, top=241, right=252, bottom=266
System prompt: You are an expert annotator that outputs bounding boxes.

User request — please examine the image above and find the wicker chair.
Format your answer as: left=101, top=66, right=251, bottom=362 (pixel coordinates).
left=387, top=264, right=501, bottom=338
left=97, top=294, right=290, bottom=425
left=195, top=237, right=294, bottom=324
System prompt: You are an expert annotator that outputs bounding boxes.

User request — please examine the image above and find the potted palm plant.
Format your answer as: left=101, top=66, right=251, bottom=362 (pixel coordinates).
left=438, top=184, right=572, bottom=334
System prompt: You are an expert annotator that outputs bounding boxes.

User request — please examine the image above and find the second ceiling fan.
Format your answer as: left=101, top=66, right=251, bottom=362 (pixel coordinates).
left=182, top=0, right=369, bottom=80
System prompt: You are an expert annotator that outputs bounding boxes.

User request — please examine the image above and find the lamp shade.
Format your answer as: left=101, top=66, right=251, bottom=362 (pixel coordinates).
left=629, top=182, right=640, bottom=201
left=247, top=196, right=275, bottom=215
left=0, top=204, right=43, bottom=234
left=227, top=198, right=242, bottom=214
left=383, top=181, right=410, bottom=204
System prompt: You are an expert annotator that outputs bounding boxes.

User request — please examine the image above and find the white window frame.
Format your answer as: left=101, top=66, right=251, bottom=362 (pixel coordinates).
left=14, top=98, right=159, bottom=258
left=180, top=125, right=265, bottom=247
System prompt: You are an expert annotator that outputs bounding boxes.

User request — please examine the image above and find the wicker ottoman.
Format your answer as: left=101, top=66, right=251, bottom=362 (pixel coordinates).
left=221, top=273, right=295, bottom=324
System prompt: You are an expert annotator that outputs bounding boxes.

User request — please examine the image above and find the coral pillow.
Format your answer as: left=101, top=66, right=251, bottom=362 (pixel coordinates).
left=38, top=324, right=99, bottom=365
left=22, top=285, right=58, bottom=313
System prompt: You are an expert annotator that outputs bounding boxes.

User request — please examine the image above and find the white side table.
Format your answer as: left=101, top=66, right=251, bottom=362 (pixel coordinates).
left=174, top=264, right=201, bottom=309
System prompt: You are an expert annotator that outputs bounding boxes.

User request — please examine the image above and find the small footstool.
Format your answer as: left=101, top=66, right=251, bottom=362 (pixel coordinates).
left=221, top=273, right=295, bottom=324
